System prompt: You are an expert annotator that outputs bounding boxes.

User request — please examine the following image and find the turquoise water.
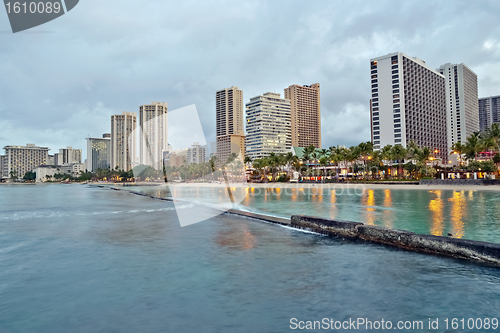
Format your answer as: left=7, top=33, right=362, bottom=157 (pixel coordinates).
left=138, top=185, right=500, bottom=243
left=1, top=184, right=500, bottom=332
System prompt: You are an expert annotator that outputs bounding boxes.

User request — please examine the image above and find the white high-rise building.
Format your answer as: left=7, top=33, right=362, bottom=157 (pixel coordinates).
left=479, top=95, right=500, bottom=132
left=139, top=102, right=168, bottom=170
left=1, top=155, right=8, bottom=179
left=86, top=135, right=111, bottom=172
left=3, top=144, right=49, bottom=179
left=370, top=52, right=448, bottom=161
left=245, top=92, right=291, bottom=160
left=186, top=142, right=206, bottom=164
left=437, top=63, right=479, bottom=146
left=111, top=111, right=137, bottom=171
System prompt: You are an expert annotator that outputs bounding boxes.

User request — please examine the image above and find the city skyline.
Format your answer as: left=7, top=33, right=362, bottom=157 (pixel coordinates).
left=2, top=1, right=500, bottom=159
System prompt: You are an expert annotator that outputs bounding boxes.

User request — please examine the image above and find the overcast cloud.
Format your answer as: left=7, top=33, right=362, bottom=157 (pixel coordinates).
left=1, top=0, right=500, bottom=157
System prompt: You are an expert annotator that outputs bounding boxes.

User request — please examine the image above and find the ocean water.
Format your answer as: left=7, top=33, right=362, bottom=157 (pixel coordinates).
left=0, top=184, right=500, bottom=333
left=138, top=184, right=500, bottom=243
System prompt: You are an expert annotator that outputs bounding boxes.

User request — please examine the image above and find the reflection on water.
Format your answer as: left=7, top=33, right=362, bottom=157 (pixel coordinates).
left=330, top=190, right=337, bottom=220
left=449, top=191, right=466, bottom=238
left=382, top=189, right=394, bottom=229
left=215, top=220, right=256, bottom=250
left=429, top=190, right=444, bottom=236
left=363, top=189, right=376, bottom=225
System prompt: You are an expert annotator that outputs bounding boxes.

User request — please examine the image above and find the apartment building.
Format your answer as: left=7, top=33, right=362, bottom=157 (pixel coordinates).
left=139, top=102, right=168, bottom=170
left=284, top=83, right=321, bottom=148
left=245, top=92, right=291, bottom=160
left=437, top=63, right=479, bottom=146
left=111, top=111, right=137, bottom=171
left=186, top=142, right=206, bottom=164
left=478, top=95, right=500, bottom=132
left=86, top=135, right=111, bottom=172
left=3, top=143, right=49, bottom=179
left=216, top=86, right=245, bottom=163
left=370, top=52, right=448, bottom=161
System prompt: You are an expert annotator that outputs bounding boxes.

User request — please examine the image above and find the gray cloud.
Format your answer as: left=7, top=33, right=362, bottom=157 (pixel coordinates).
left=1, top=0, right=500, bottom=157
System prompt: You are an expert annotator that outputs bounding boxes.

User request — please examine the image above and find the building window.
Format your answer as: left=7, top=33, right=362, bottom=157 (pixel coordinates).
left=392, top=75, right=399, bottom=79
left=373, top=117, right=379, bottom=121
left=373, top=112, right=379, bottom=116
left=393, top=109, right=400, bottom=113
left=394, top=118, right=401, bottom=123
left=393, top=89, right=399, bottom=94
left=374, top=131, right=380, bottom=135
left=373, top=126, right=380, bottom=130
left=393, top=84, right=399, bottom=89
left=372, top=93, right=379, bottom=97
left=372, top=98, right=379, bottom=102
left=395, top=139, right=402, bottom=143
left=393, top=104, right=400, bottom=108
left=374, top=141, right=380, bottom=145
left=392, top=79, right=399, bottom=84
left=394, top=129, right=401, bottom=133
left=372, top=84, right=378, bottom=88
left=372, top=102, right=379, bottom=107
left=394, top=114, right=400, bottom=118
left=373, top=122, right=379, bottom=126
left=395, top=134, right=401, bottom=138
left=394, top=124, right=401, bottom=128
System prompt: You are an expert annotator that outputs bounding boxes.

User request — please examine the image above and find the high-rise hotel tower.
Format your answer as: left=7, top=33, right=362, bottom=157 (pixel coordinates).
left=111, top=111, right=137, bottom=171
left=437, top=63, right=479, bottom=147
left=478, top=95, right=500, bottom=132
left=139, top=102, right=168, bottom=170
left=284, top=83, right=321, bottom=148
left=370, top=53, right=447, bottom=161
left=216, top=86, right=245, bottom=164
left=245, top=92, right=291, bottom=160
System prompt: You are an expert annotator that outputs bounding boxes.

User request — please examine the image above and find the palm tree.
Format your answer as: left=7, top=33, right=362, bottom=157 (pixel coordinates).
left=451, top=141, right=465, bottom=166
left=486, top=123, right=500, bottom=152
left=464, top=132, right=483, bottom=161
left=389, top=144, right=407, bottom=180
left=244, top=156, right=252, bottom=169
left=416, top=146, right=431, bottom=177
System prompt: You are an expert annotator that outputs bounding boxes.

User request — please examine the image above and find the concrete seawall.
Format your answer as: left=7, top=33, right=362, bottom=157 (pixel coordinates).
left=291, top=215, right=500, bottom=266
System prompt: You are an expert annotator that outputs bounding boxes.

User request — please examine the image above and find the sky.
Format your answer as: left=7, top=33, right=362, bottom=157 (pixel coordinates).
left=1, top=0, right=500, bottom=159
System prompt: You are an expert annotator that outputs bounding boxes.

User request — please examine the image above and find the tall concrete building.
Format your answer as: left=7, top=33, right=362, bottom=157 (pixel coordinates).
left=370, top=52, right=447, bottom=161
left=0, top=155, right=8, bottom=179
left=284, top=83, right=321, bottom=148
left=186, top=142, right=206, bottom=164
left=111, top=111, right=137, bottom=171
left=86, top=135, right=111, bottom=172
left=478, top=95, right=500, bottom=132
left=3, top=144, right=49, bottom=179
left=56, top=146, right=82, bottom=165
left=245, top=92, right=291, bottom=160
left=139, top=102, right=168, bottom=170
left=437, top=63, right=479, bottom=146
left=216, top=86, right=246, bottom=163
